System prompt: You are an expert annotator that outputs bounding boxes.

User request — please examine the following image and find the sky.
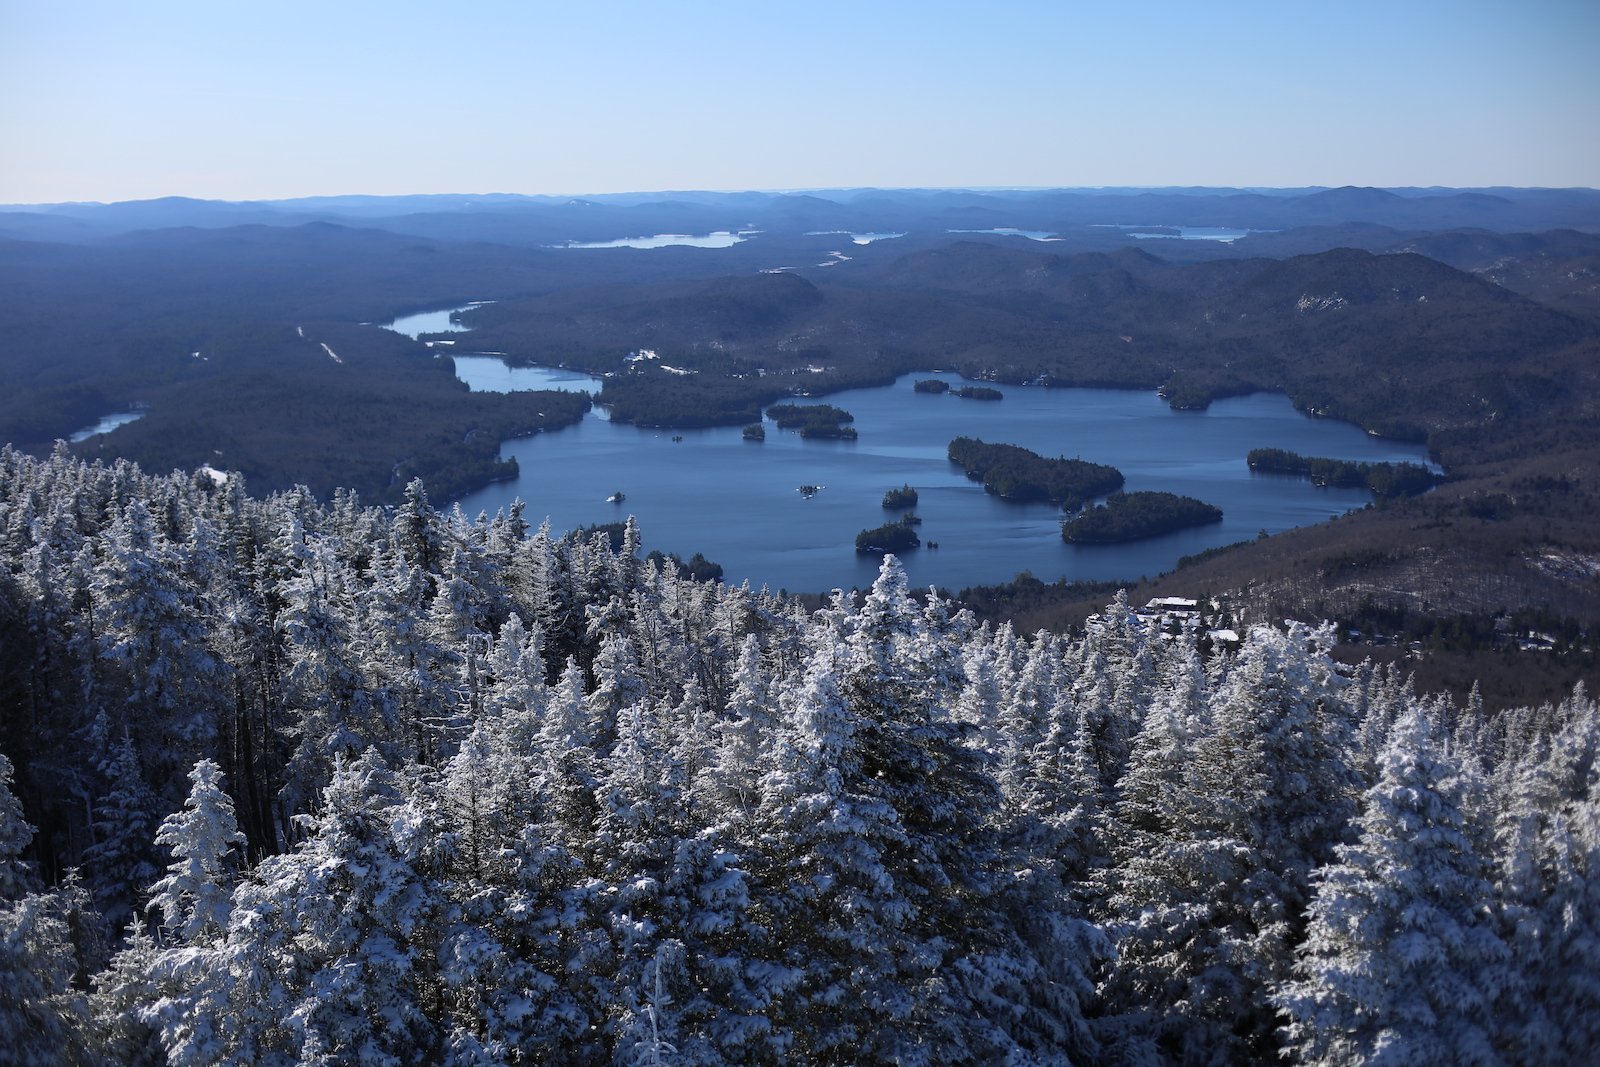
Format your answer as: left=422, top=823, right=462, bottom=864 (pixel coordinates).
left=2, top=0, right=1597, bottom=204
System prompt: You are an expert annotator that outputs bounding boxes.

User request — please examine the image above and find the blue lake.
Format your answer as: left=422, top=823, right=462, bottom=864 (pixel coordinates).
left=69, top=411, right=143, bottom=442
left=1127, top=226, right=1257, bottom=242
left=452, top=356, right=605, bottom=399
left=1092, top=224, right=1272, bottom=243
left=381, top=304, right=491, bottom=338
left=806, top=231, right=907, bottom=244
left=947, top=228, right=1061, bottom=241
left=556, top=231, right=758, bottom=250
left=378, top=308, right=1437, bottom=593
left=452, top=374, right=1434, bottom=594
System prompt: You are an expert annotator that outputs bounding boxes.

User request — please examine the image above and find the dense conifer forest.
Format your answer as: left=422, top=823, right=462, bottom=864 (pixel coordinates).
left=1, top=445, right=1595, bottom=1064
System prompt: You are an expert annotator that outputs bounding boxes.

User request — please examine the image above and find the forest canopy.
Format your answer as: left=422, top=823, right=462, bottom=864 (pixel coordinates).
left=0, top=445, right=1593, bottom=1064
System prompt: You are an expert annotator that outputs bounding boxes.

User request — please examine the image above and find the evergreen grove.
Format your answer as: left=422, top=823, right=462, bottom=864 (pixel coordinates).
left=0, top=444, right=1594, bottom=1065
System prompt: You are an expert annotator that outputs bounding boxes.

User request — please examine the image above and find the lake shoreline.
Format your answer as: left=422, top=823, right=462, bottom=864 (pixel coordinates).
left=381, top=307, right=1440, bottom=593
left=453, top=372, right=1435, bottom=593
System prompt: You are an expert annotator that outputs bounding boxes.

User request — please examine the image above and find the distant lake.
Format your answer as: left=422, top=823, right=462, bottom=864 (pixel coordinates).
left=452, top=356, right=604, bottom=399
left=382, top=303, right=492, bottom=339
left=69, top=412, right=143, bottom=442
left=806, top=231, right=906, bottom=244
left=947, top=228, right=1060, bottom=241
left=1127, top=226, right=1257, bottom=243
left=445, top=362, right=1436, bottom=593
left=556, top=231, right=758, bottom=250
left=1095, top=224, right=1272, bottom=243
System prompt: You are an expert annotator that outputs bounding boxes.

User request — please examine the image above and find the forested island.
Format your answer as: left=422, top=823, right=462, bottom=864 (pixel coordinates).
left=955, top=385, right=1004, bottom=401
left=0, top=446, right=1594, bottom=1064
left=1061, top=490, right=1225, bottom=543
left=767, top=403, right=858, bottom=439
left=854, top=517, right=921, bottom=553
left=882, top=483, right=919, bottom=509
left=948, top=436, right=1125, bottom=508
left=913, top=379, right=951, bottom=394
left=1247, top=448, right=1444, bottom=497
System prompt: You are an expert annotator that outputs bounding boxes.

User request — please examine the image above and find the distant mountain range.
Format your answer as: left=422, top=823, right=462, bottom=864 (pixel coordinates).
left=4, top=186, right=1597, bottom=245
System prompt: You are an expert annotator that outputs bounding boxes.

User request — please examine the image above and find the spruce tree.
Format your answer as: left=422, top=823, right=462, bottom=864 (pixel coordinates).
left=1277, top=709, right=1510, bottom=1066
left=147, top=759, right=247, bottom=945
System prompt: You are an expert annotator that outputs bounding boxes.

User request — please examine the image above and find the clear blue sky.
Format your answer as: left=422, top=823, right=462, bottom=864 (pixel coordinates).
left=2, top=0, right=1596, bottom=203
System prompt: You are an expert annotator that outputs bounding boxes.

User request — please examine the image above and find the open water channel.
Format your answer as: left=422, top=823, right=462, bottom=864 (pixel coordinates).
left=387, top=308, right=1437, bottom=594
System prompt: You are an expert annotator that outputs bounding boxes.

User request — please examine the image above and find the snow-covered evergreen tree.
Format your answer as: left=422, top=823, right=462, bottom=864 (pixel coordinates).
left=89, top=915, right=167, bottom=1067
left=83, top=732, right=160, bottom=931
left=0, top=890, right=90, bottom=1066
left=0, top=444, right=1585, bottom=1062
left=0, top=754, right=36, bottom=899
left=147, top=759, right=247, bottom=945
left=1491, top=690, right=1600, bottom=1063
left=180, top=751, right=445, bottom=1065
left=1277, top=708, right=1511, bottom=1066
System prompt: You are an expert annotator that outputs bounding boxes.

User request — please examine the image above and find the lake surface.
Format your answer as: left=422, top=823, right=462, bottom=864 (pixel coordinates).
left=556, top=231, right=757, bottom=250
left=1127, top=226, right=1257, bottom=242
left=452, top=356, right=605, bottom=399
left=806, top=231, right=906, bottom=244
left=1090, top=224, right=1270, bottom=243
left=448, top=366, right=1437, bottom=594
left=948, top=228, right=1060, bottom=241
left=69, top=412, right=143, bottom=442
left=383, top=304, right=491, bottom=339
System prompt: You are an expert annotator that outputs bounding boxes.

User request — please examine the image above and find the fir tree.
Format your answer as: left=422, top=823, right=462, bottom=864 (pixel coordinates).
left=1277, top=709, right=1510, bottom=1066
left=0, top=891, right=90, bottom=1066
left=147, top=759, right=247, bottom=945
left=0, top=753, right=36, bottom=899
left=83, top=732, right=159, bottom=932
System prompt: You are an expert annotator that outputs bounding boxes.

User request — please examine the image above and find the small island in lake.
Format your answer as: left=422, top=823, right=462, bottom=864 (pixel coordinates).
left=948, top=436, right=1124, bottom=509
left=855, top=518, right=921, bottom=554
left=1246, top=448, right=1442, bottom=497
left=767, top=403, right=858, bottom=439
left=882, top=483, right=919, bottom=509
left=1061, top=491, right=1224, bottom=543
left=913, top=379, right=951, bottom=394
left=742, top=423, right=765, bottom=441
left=956, top=385, right=1003, bottom=401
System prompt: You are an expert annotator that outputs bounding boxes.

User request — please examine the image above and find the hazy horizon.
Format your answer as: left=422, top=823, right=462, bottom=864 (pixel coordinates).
left=7, top=182, right=1600, bottom=212
left=3, top=0, right=1597, bottom=204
